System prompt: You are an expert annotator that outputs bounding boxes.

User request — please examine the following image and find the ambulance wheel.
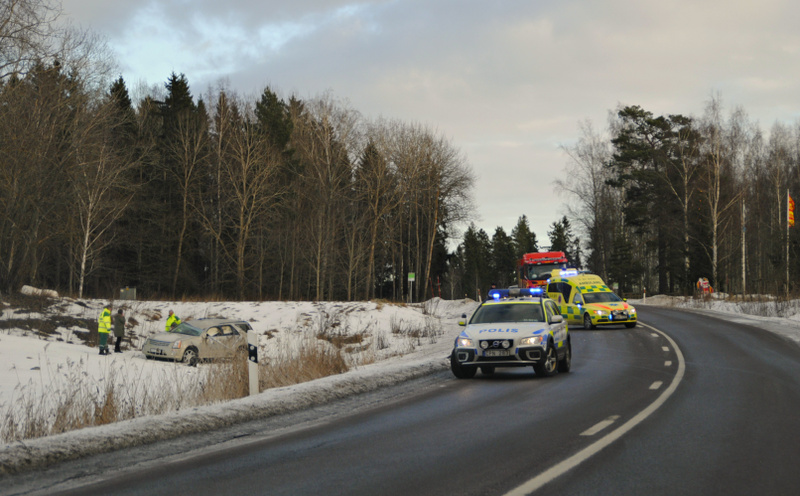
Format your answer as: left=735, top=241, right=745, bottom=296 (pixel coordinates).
left=583, top=314, right=595, bottom=330
left=557, top=340, right=571, bottom=373
left=625, top=322, right=637, bottom=328
left=534, top=342, right=558, bottom=377
left=450, top=353, right=476, bottom=379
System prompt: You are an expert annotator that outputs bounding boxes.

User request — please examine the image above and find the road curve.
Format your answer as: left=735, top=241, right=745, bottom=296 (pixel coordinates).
left=11, top=305, right=800, bottom=496
left=45, top=308, right=678, bottom=496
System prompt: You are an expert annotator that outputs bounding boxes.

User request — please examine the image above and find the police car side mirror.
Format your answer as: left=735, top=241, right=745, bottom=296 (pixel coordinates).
left=550, top=315, right=564, bottom=324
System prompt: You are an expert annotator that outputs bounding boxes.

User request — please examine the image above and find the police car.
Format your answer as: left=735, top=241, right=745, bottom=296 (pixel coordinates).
left=450, top=288, right=571, bottom=379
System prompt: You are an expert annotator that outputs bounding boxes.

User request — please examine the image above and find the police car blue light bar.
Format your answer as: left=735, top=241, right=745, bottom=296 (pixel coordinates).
left=488, top=287, right=543, bottom=300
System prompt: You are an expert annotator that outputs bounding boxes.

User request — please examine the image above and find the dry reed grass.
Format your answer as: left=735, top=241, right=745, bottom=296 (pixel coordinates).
left=0, top=302, right=439, bottom=443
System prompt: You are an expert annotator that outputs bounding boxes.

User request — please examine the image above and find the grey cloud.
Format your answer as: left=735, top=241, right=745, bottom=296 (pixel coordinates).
left=59, top=0, right=800, bottom=238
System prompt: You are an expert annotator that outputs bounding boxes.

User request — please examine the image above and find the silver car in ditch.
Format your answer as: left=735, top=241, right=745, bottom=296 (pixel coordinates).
left=142, top=318, right=253, bottom=366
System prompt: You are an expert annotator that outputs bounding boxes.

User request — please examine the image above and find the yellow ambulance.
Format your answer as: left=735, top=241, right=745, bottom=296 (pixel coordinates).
left=546, top=269, right=637, bottom=329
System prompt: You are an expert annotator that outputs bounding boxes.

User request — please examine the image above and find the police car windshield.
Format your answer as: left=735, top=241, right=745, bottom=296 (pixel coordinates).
left=583, top=292, right=623, bottom=304
left=471, top=303, right=544, bottom=324
left=168, top=323, right=202, bottom=336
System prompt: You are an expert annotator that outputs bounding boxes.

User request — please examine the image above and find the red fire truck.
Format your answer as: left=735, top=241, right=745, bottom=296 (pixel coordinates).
left=517, top=251, right=570, bottom=289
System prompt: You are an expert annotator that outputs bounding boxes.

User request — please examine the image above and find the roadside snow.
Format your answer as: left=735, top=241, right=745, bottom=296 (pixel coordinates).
left=0, top=294, right=478, bottom=475
left=2, top=291, right=800, bottom=476
left=634, top=294, right=800, bottom=346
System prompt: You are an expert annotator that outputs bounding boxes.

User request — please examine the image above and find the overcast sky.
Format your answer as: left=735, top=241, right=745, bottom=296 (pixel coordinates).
left=60, top=0, right=800, bottom=246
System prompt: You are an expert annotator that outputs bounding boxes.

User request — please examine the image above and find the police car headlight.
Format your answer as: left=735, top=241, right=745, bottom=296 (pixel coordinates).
left=172, top=340, right=182, bottom=349
left=520, top=336, right=544, bottom=346
left=456, top=337, right=474, bottom=348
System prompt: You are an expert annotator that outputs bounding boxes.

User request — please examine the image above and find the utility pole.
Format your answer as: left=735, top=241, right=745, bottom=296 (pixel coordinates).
left=741, top=199, right=746, bottom=297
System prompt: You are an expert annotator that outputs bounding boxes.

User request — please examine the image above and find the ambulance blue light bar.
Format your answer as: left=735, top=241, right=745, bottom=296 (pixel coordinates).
left=559, top=268, right=579, bottom=277
left=488, top=287, right=543, bottom=300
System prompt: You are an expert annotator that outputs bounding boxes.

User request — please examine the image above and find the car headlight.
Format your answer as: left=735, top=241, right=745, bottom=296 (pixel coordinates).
left=456, top=337, right=473, bottom=347
left=594, top=310, right=608, bottom=316
left=520, top=336, right=544, bottom=346
left=629, top=308, right=636, bottom=314
left=172, top=340, right=182, bottom=349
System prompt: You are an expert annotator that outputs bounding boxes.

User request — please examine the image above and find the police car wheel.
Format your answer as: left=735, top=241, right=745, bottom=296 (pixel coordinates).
left=450, top=353, right=477, bottom=379
left=557, top=340, right=571, bottom=373
left=534, top=343, right=558, bottom=377
left=480, top=365, right=495, bottom=375
left=583, top=314, right=595, bottom=330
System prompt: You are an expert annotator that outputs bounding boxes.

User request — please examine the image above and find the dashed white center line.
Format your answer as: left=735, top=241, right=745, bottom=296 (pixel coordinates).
left=651, top=333, right=659, bottom=337
left=580, top=415, right=620, bottom=436
left=505, top=322, right=686, bottom=496
left=662, top=346, right=670, bottom=352
left=665, top=360, right=672, bottom=367
left=650, top=381, right=663, bottom=390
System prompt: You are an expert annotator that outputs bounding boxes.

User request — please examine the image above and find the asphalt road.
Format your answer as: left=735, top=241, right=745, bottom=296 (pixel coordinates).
left=8, top=305, right=800, bottom=495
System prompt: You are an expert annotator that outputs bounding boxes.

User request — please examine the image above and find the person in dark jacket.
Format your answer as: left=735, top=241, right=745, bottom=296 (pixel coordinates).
left=113, top=309, right=126, bottom=353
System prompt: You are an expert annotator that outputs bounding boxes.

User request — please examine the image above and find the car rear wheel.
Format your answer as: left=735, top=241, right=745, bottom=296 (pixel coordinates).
left=534, top=342, right=558, bottom=377
left=450, top=352, right=477, bottom=379
left=583, top=313, right=595, bottom=330
left=557, top=340, right=571, bottom=373
left=480, top=365, right=495, bottom=375
left=183, top=347, right=199, bottom=367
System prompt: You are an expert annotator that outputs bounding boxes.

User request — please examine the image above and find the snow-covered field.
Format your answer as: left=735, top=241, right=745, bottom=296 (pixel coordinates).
left=2, top=288, right=800, bottom=475
left=0, top=292, right=475, bottom=416
left=0, top=289, right=479, bottom=474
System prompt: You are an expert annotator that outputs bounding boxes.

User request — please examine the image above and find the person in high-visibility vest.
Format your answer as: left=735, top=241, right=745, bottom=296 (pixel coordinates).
left=97, top=303, right=112, bottom=355
left=166, top=310, right=181, bottom=331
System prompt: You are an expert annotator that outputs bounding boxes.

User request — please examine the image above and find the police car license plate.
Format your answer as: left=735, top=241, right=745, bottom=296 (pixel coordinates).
left=485, top=350, right=510, bottom=357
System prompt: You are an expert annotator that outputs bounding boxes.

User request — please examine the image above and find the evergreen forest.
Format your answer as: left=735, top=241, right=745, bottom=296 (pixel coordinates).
left=3, top=1, right=800, bottom=302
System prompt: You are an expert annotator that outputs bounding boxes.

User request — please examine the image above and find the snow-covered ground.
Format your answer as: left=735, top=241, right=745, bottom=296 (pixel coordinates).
left=640, top=293, right=800, bottom=346
left=0, top=289, right=479, bottom=475
left=2, top=289, right=800, bottom=476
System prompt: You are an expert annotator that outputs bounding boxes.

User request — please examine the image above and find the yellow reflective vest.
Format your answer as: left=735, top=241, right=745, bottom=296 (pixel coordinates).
left=166, top=314, right=181, bottom=331
left=98, top=308, right=111, bottom=334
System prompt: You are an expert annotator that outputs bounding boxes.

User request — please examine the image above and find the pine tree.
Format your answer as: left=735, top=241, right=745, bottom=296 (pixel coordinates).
left=490, top=226, right=517, bottom=287
left=461, top=223, right=491, bottom=300
left=255, top=86, right=292, bottom=151
left=511, top=215, right=538, bottom=258
left=548, top=216, right=572, bottom=255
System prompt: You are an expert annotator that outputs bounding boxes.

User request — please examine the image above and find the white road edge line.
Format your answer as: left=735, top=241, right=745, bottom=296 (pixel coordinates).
left=580, top=415, right=620, bottom=436
left=503, top=322, right=685, bottom=496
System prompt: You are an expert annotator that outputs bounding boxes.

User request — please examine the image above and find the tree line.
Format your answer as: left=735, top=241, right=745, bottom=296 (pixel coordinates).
left=0, top=66, right=481, bottom=300
left=0, top=0, right=485, bottom=301
left=10, top=1, right=796, bottom=302
left=560, top=98, right=800, bottom=296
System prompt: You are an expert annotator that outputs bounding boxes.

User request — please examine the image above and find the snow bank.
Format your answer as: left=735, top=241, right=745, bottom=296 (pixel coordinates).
left=0, top=293, right=478, bottom=475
